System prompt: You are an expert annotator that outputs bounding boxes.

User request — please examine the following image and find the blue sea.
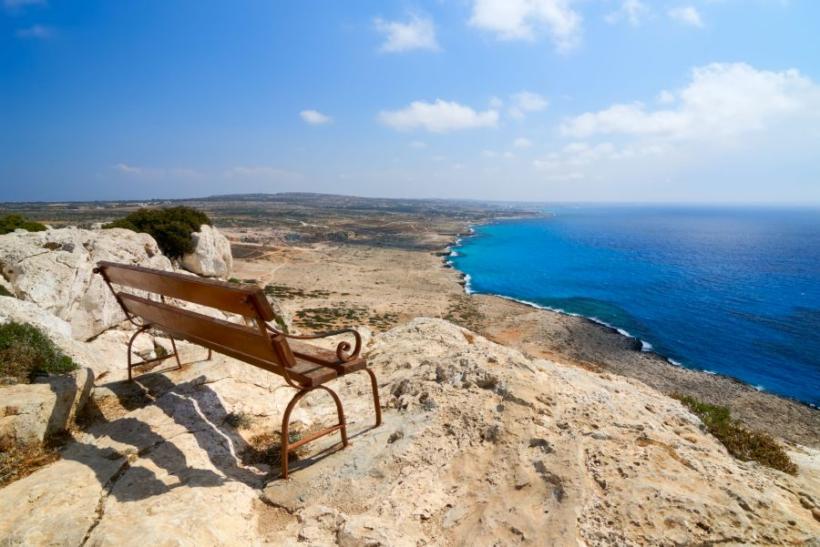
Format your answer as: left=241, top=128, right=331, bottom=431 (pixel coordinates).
left=451, top=205, right=820, bottom=406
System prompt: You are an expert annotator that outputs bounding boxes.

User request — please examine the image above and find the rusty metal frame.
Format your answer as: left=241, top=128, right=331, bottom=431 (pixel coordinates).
left=265, top=323, right=381, bottom=478
left=94, top=264, right=382, bottom=479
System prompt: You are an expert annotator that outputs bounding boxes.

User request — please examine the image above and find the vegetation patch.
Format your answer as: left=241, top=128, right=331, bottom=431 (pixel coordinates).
left=0, top=214, right=47, bottom=235
left=225, top=411, right=253, bottom=430
left=263, top=284, right=332, bottom=300
left=104, top=206, right=211, bottom=259
left=444, top=295, right=485, bottom=332
left=674, top=394, right=797, bottom=475
left=0, top=322, right=78, bottom=384
left=0, top=285, right=13, bottom=298
left=293, top=305, right=398, bottom=332
left=0, top=438, right=60, bottom=488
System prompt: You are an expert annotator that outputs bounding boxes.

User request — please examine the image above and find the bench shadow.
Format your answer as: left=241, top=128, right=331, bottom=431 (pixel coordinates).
left=60, top=371, right=273, bottom=502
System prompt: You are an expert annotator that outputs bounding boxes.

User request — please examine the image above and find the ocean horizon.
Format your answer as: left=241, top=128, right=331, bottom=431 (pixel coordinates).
left=451, top=204, right=820, bottom=406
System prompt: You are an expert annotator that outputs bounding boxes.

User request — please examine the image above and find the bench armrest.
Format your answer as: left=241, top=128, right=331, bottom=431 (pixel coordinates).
left=266, top=325, right=362, bottom=362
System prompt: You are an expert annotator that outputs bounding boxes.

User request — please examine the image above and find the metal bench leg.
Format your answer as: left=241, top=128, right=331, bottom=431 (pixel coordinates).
left=362, top=368, right=382, bottom=427
left=127, top=324, right=152, bottom=382
left=280, top=385, right=348, bottom=479
left=126, top=324, right=182, bottom=382
left=168, top=336, right=183, bottom=369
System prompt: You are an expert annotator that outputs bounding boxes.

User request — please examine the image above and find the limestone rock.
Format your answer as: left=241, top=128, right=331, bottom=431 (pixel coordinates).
left=0, top=227, right=172, bottom=340
left=0, top=318, right=817, bottom=545
left=180, top=224, right=233, bottom=279
left=0, top=293, right=72, bottom=339
left=0, top=367, right=94, bottom=444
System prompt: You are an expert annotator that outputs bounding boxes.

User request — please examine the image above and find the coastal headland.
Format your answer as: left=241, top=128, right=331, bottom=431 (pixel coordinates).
left=2, top=194, right=819, bottom=543
left=9, top=194, right=817, bottom=448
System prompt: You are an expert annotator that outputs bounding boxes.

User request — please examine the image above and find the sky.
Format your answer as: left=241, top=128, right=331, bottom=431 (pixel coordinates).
left=1, top=0, right=819, bottom=203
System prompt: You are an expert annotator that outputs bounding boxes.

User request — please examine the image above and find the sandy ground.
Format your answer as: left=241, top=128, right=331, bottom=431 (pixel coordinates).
left=228, top=231, right=819, bottom=449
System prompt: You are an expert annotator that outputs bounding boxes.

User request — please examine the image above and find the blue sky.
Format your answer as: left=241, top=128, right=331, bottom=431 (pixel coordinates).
left=2, top=1, right=819, bottom=203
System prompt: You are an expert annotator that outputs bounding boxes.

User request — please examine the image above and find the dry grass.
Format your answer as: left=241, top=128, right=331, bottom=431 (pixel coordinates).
left=225, top=411, right=254, bottom=430
left=674, top=394, right=797, bottom=475
left=0, top=438, right=60, bottom=487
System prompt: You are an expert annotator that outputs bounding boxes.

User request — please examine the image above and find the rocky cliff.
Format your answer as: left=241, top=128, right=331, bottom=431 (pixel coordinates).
left=0, top=227, right=818, bottom=545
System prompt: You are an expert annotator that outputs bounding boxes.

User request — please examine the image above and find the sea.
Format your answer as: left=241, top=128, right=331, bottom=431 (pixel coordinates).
left=450, top=205, right=820, bottom=407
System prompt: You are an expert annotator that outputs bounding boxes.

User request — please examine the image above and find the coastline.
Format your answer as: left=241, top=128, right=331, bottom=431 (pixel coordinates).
left=443, top=226, right=820, bottom=447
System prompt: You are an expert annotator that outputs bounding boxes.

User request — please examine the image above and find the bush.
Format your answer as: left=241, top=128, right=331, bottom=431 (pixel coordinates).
left=0, top=214, right=47, bottom=235
left=0, top=322, right=78, bottom=383
left=674, top=394, right=797, bottom=475
left=0, top=286, right=13, bottom=297
left=103, top=206, right=211, bottom=259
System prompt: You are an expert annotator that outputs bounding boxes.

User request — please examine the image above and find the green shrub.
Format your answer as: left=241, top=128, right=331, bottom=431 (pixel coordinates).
left=0, top=322, right=78, bottom=384
left=0, top=286, right=13, bottom=298
left=104, top=206, right=211, bottom=259
left=674, top=394, right=797, bottom=475
left=0, top=214, right=47, bottom=235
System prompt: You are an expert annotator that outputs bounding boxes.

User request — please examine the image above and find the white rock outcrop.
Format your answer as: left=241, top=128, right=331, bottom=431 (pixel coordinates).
left=0, top=227, right=172, bottom=340
left=180, top=224, right=233, bottom=279
left=0, top=318, right=817, bottom=545
left=0, top=368, right=94, bottom=444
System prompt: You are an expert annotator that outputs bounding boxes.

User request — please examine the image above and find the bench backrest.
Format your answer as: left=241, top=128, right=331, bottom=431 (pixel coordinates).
left=95, top=261, right=297, bottom=372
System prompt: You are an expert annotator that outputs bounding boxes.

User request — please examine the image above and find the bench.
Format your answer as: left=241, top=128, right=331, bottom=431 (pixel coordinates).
left=94, top=261, right=381, bottom=478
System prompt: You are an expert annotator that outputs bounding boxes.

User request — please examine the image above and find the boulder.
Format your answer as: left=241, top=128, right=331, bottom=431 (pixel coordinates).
left=180, top=225, right=233, bottom=279
left=0, top=294, right=72, bottom=339
left=0, top=367, right=94, bottom=444
left=0, top=227, right=173, bottom=340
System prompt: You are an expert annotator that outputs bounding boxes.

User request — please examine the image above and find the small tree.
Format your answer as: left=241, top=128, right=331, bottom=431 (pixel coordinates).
left=0, top=214, right=47, bottom=235
left=104, top=206, right=211, bottom=258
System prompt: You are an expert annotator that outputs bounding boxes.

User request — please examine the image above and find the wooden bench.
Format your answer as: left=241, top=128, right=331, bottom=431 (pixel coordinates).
left=94, top=261, right=381, bottom=478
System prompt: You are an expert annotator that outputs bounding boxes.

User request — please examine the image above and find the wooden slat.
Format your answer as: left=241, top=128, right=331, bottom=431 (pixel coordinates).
left=97, top=261, right=274, bottom=320
left=118, top=293, right=337, bottom=387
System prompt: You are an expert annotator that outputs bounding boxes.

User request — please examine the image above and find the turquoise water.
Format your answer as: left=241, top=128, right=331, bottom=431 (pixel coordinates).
left=451, top=206, right=820, bottom=406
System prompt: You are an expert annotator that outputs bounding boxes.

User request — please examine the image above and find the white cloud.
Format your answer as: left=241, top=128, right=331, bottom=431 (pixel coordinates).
left=605, top=0, right=650, bottom=26
left=513, top=137, right=533, bottom=148
left=509, top=91, right=548, bottom=119
left=656, top=90, right=676, bottom=104
left=409, top=140, right=427, bottom=149
left=374, top=14, right=439, bottom=53
left=468, top=0, right=582, bottom=52
left=300, top=109, right=332, bottom=125
left=668, top=5, right=704, bottom=28
left=488, top=96, right=504, bottom=109
left=378, top=99, right=499, bottom=132
left=112, top=164, right=200, bottom=178
left=542, top=63, right=820, bottom=190
left=16, top=24, right=51, bottom=38
left=561, top=63, right=819, bottom=141
left=113, top=163, right=142, bottom=174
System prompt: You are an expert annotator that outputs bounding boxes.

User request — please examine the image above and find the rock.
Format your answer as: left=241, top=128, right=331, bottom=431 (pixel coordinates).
left=0, top=367, right=94, bottom=444
left=180, top=225, right=233, bottom=279
left=338, top=515, right=393, bottom=547
left=0, top=227, right=172, bottom=340
left=0, top=444, right=124, bottom=546
left=0, top=296, right=118, bottom=381
left=1, top=317, right=818, bottom=545
left=0, top=294, right=72, bottom=338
